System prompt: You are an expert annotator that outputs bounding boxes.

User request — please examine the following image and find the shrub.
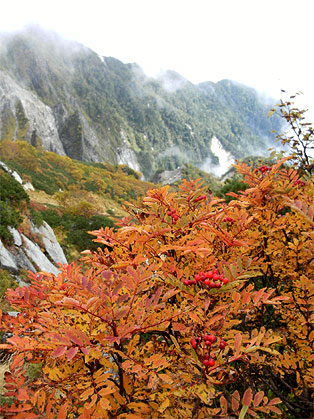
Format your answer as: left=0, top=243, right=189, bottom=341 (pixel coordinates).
left=2, top=158, right=313, bottom=417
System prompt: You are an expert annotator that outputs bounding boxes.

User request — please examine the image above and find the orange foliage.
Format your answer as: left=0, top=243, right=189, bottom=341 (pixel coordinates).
left=0, top=158, right=313, bottom=418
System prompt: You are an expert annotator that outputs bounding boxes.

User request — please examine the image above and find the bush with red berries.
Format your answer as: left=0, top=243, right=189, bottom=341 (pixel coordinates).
left=0, top=158, right=313, bottom=418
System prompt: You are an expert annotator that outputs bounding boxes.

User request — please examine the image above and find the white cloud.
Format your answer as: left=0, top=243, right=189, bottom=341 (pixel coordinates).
left=1, top=0, right=314, bottom=111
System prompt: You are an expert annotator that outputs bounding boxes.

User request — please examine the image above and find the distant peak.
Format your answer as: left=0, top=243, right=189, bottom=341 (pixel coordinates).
left=156, top=70, right=190, bottom=92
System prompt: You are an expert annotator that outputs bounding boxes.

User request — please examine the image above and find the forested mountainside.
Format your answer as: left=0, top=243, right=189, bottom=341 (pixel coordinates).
left=0, top=27, right=282, bottom=179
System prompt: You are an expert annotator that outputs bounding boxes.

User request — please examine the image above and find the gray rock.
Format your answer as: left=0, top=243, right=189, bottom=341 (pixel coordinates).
left=13, top=248, right=36, bottom=272
left=0, top=240, right=18, bottom=272
left=30, top=221, right=67, bottom=266
left=117, top=131, right=141, bottom=173
left=7, top=311, right=19, bottom=317
left=154, top=167, right=183, bottom=185
left=7, top=227, right=22, bottom=247
left=0, top=71, right=66, bottom=155
left=0, top=160, right=22, bottom=184
left=23, top=181, right=35, bottom=191
left=16, top=277, right=29, bottom=287
left=21, top=234, right=60, bottom=276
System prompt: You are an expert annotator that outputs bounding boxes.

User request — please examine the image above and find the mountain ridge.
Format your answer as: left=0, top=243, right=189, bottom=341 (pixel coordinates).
left=0, top=26, right=283, bottom=179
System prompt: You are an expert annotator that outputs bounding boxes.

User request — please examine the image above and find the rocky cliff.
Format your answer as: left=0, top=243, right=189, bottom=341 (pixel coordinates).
left=0, top=161, right=67, bottom=282
left=0, top=27, right=283, bottom=179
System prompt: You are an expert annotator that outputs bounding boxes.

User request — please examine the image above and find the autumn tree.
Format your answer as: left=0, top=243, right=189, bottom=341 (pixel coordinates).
left=2, top=166, right=305, bottom=418
left=0, top=99, right=313, bottom=418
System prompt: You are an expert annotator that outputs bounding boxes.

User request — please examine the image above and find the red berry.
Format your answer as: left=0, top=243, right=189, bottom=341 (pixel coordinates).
left=213, top=269, right=218, bottom=274
left=222, top=278, right=229, bottom=285
left=215, top=282, right=222, bottom=288
left=203, top=359, right=210, bottom=366
left=204, top=279, right=210, bottom=286
left=173, top=215, right=179, bottom=221
left=213, top=273, right=220, bottom=281
left=205, top=271, right=213, bottom=279
left=207, top=335, right=216, bottom=343
left=205, top=340, right=212, bottom=346
left=219, top=340, right=227, bottom=349
left=209, top=282, right=216, bottom=288
left=195, top=274, right=201, bottom=281
left=167, top=211, right=172, bottom=216
left=208, top=358, right=215, bottom=367
left=183, top=280, right=190, bottom=286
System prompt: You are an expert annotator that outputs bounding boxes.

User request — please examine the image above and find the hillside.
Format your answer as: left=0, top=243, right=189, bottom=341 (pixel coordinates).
left=0, top=26, right=282, bottom=179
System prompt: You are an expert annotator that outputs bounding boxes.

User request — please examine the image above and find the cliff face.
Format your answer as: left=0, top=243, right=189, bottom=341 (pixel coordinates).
left=0, top=27, right=283, bottom=179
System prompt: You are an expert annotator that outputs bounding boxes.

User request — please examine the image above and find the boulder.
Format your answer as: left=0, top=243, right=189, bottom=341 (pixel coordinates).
left=21, top=234, right=60, bottom=276
left=30, top=221, right=67, bottom=266
left=0, top=240, right=18, bottom=273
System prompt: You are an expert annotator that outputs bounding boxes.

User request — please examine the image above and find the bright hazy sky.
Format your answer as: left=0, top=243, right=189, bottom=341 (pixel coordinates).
left=1, top=0, right=314, bottom=111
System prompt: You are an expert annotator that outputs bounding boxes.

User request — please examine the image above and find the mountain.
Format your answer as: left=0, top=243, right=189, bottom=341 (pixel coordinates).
left=0, top=27, right=282, bottom=179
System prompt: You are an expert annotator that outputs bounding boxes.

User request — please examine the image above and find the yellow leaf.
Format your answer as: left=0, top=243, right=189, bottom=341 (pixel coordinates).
left=159, top=373, right=173, bottom=384
left=158, top=398, right=170, bottom=412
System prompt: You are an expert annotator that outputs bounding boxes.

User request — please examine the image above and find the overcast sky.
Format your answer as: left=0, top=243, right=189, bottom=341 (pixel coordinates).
left=1, top=0, right=314, bottom=112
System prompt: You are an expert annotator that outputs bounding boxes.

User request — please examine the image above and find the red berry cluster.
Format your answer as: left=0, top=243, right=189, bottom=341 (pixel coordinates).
left=194, top=194, right=206, bottom=202
left=224, top=216, right=235, bottom=224
left=183, top=269, right=229, bottom=288
left=258, top=165, right=271, bottom=173
left=190, top=334, right=227, bottom=367
left=294, top=180, right=305, bottom=187
left=167, top=209, right=179, bottom=224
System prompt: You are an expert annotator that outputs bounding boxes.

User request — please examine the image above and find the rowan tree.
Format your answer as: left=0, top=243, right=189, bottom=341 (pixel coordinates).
left=0, top=100, right=313, bottom=418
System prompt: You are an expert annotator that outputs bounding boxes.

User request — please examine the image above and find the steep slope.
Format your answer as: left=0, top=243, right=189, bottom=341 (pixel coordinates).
left=0, top=27, right=282, bottom=178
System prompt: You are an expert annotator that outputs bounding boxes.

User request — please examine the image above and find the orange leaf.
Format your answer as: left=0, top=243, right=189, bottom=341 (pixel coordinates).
left=242, top=388, right=253, bottom=406
left=57, top=403, right=68, bottom=419
left=80, top=387, right=94, bottom=401
left=220, top=395, right=228, bottom=413
left=16, top=388, right=28, bottom=401
left=85, top=394, right=97, bottom=410
left=231, top=390, right=240, bottom=411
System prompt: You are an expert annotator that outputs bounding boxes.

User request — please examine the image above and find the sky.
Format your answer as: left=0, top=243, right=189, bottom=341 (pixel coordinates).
left=1, top=0, right=314, bottom=113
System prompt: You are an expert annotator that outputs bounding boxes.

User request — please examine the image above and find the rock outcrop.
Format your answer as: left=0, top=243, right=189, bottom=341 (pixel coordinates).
left=0, top=224, right=67, bottom=277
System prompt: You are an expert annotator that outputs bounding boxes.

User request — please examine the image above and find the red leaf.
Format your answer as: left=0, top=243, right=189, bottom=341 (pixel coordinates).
left=52, top=346, right=67, bottom=357
left=234, top=333, right=242, bottom=355
left=253, top=391, right=264, bottom=407
left=268, top=397, right=282, bottom=406
left=65, top=329, right=84, bottom=346
left=242, top=388, right=253, bottom=406
left=66, top=346, right=78, bottom=360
